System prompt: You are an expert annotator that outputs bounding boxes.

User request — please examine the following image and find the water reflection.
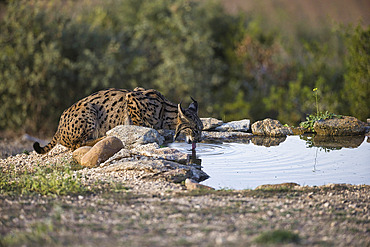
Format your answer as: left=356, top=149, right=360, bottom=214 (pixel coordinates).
left=187, top=149, right=202, bottom=166
left=301, top=135, right=365, bottom=150
left=250, top=135, right=366, bottom=149
left=251, top=136, right=286, bottom=147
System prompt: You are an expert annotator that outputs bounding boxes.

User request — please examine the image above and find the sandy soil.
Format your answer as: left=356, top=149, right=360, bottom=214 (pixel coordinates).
left=0, top=135, right=369, bottom=246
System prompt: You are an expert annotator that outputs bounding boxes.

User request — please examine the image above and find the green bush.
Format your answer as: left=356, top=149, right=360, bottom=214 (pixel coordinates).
left=0, top=0, right=229, bottom=134
left=0, top=0, right=367, bottom=134
left=342, top=24, right=370, bottom=120
left=0, top=1, right=134, bottom=134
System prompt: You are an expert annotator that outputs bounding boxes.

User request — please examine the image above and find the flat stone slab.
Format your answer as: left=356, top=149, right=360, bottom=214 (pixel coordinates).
left=101, top=159, right=209, bottom=183
left=202, top=131, right=253, bottom=142
left=215, top=119, right=250, bottom=132
left=132, top=143, right=188, bottom=163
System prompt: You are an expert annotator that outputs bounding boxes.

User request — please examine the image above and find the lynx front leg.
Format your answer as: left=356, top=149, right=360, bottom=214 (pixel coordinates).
left=125, top=92, right=146, bottom=126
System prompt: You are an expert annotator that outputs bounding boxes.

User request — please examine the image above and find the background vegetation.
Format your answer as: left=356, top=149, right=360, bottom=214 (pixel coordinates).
left=0, top=0, right=369, bottom=135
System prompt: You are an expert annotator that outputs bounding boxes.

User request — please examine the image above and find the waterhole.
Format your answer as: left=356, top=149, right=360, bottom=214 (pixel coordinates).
left=169, top=135, right=370, bottom=189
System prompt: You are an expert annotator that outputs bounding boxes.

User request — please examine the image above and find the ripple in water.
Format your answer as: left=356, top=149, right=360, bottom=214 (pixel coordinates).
left=169, top=136, right=370, bottom=189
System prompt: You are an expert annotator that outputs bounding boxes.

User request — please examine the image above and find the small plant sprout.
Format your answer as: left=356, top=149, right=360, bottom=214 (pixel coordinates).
left=313, top=88, right=319, bottom=115
left=300, top=87, right=342, bottom=132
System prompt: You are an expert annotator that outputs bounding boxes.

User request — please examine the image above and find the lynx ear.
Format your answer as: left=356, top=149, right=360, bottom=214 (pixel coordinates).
left=188, top=97, right=198, bottom=113
left=178, top=103, right=187, bottom=120
left=175, top=103, right=186, bottom=141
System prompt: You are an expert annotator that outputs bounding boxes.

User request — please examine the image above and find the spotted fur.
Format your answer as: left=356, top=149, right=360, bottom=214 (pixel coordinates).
left=33, top=88, right=203, bottom=154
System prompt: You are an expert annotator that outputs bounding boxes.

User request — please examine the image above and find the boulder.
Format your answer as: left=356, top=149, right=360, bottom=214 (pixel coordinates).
left=215, top=119, right=250, bottom=132
left=81, top=136, right=123, bottom=168
left=72, top=146, right=92, bottom=164
left=251, top=118, right=293, bottom=137
left=313, top=116, right=366, bottom=136
left=201, top=118, right=223, bottom=130
left=107, top=125, right=164, bottom=148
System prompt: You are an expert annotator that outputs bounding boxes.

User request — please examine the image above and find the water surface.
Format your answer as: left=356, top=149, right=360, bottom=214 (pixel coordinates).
left=170, top=135, right=370, bottom=189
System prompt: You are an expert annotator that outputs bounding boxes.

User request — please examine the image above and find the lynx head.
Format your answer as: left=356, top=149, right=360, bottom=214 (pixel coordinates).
left=174, top=97, right=203, bottom=144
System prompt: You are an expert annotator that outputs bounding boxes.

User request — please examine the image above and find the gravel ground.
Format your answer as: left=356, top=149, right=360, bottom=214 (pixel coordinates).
left=1, top=137, right=369, bottom=246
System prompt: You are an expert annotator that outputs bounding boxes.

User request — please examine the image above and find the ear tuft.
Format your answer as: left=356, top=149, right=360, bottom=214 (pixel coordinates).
left=188, top=97, right=198, bottom=113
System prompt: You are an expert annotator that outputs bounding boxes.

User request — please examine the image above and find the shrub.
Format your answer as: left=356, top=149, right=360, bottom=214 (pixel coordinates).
left=0, top=0, right=229, bottom=134
left=342, top=24, right=370, bottom=121
left=0, top=1, right=134, bottom=134
left=0, top=0, right=366, bottom=133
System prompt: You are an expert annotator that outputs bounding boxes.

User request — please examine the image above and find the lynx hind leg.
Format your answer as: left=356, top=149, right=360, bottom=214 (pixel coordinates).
left=59, top=102, right=100, bottom=150
left=78, top=136, right=105, bottom=148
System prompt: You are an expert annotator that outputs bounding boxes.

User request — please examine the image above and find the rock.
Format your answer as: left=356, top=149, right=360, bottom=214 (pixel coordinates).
left=201, top=118, right=223, bottom=130
left=157, top=129, right=175, bottom=141
left=291, top=127, right=306, bottom=135
left=132, top=143, right=188, bottom=163
left=185, top=179, right=214, bottom=191
left=103, top=160, right=209, bottom=183
left=107, top=125, right=164, bottom=148
left=98, top=142, right=209, bottom=183
left=313, top=116, right=366, bottom=136
left=215, top=119, right=250, bottom=132
left=202, top=131, right=253, bottom=143
left=100, top=148, right=132, bottom=167
left=72, top=146, right=92, bottom=164
left=251, top=118, right=293, bottom=137
left=81, top=136, right=123, bottom=168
